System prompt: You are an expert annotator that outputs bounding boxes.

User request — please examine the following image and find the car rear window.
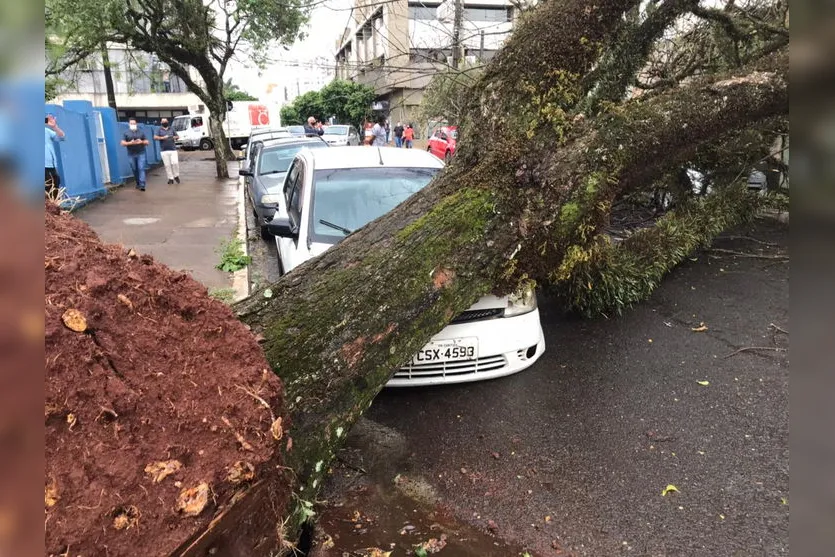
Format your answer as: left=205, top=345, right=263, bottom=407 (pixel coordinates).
left=258, top=143, right=327, bottom=175
left=310, top=167, right=439, bottom=242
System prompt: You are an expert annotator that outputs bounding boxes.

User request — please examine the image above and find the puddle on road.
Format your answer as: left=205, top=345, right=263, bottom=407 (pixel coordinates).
left=313, top=480, right=529, bottom=557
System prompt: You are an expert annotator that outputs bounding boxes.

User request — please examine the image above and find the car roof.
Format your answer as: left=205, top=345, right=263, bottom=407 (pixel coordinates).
left=303, top=146, right=444, bottom=170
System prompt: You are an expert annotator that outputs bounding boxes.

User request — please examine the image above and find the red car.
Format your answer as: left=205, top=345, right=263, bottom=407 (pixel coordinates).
left=427, top=126, right=458, bottom=162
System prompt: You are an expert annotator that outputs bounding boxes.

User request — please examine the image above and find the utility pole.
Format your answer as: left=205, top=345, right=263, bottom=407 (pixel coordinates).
left=479, top=30, right=485, bottom=63
left=451, top=0, right=464, bottom=70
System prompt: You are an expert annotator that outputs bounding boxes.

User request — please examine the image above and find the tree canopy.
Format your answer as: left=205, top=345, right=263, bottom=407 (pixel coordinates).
left=46, top=0, right=311, bottom=177
left=224, top=78, right=258, bottom=101
left=280, top=79, right=376, bottom=129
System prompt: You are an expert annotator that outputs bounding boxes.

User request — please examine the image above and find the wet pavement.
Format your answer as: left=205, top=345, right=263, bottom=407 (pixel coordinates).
left=75, top=151, right=239, bottom=290
left=255, top=219, right=787, bottom=557
left=363, top=221, right=789, bottom=556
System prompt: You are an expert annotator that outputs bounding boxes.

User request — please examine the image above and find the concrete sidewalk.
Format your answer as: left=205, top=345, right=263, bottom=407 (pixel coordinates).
left=76, top=151, right=239, bottom=291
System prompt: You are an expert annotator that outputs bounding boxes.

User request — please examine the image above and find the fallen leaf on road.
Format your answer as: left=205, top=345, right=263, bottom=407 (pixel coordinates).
left=661, top=484, right=679, bottom=496
left=415, top=534, right=447, bottom=554
left=320, top=534, right=335, bottom=550
left=263, top=288, right=273, bottom=298
left=362, top=548, right=391, bottom=557
left=691, top=323, right=709, bottom=332
left=697, top=380, right=710, bottom=386
left=781, top=497, right=788, bottom=505
left=545, top=515, right=552, bottom=523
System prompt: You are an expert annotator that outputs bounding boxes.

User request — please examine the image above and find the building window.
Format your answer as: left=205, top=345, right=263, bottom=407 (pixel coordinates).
left=464, top=7, right=512, bottom=23
left=408, top=3, right=440, bottom=20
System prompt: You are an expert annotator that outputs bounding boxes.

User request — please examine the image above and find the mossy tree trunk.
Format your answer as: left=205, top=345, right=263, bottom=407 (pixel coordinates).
left=233, top=48, right=787, bottom=542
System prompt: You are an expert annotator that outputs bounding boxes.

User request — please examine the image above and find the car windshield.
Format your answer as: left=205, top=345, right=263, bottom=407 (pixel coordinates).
left=287, top=125, right=306, bottom=134
left=258, top=143, right=327, bottom=175
left=310, top=167, right=439, bottom=242
left=449, top=129, right=458, bottom=139
left=323, top=125, right=349, bottom=136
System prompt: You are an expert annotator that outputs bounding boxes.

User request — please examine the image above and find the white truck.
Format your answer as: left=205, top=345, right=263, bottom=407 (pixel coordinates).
left=172, top=101, right=281, bottom=151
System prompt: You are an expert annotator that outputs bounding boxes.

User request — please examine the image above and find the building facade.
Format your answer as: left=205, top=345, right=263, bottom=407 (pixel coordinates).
left=334, top=0, right=517, bottom=127
left=51, top=44, right=204, bottom=124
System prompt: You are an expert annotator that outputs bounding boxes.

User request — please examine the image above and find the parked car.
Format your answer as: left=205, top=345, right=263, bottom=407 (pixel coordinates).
left=239, top=137, right=329, bottom=240
left=239, top=128, right=292, bottom=165
left=427, top=126, right=458, bottom=162
left=322, top=124, right=361, bottom=146
left=266, top=147, right=545, bottom=387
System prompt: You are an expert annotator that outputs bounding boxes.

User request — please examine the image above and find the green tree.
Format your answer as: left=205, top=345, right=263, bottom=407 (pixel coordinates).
left=224, top=78, right=258, bottom=101
left=280, top=103, right=302, bottom=127
left=320, top=79, right=376, bottom=130
left=46, top=0, right=310, bottom=178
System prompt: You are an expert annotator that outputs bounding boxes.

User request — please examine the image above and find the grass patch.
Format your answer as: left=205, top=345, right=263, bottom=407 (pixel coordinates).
left=208, top=287, right=237, bottom=304
left=216, top=237, right=251, bottom=272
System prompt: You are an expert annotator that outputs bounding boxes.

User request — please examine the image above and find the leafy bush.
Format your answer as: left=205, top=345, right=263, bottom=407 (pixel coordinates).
left=216, top=238, right=251, bottom=273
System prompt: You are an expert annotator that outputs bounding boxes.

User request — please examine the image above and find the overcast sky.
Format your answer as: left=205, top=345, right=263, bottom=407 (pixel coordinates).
left=227, top=0, right=354, bottom=99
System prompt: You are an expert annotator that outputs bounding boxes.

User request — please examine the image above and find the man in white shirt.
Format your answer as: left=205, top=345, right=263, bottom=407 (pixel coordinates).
left=371, top=116, right=387, bottom=147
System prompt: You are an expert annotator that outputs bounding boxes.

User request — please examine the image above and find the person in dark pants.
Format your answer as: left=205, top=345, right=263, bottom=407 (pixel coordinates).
left=44, top=114, right=65, bottom=197
left=393, top=122, right=404, bottom=148
left=121, top=118, right=149, bottom=191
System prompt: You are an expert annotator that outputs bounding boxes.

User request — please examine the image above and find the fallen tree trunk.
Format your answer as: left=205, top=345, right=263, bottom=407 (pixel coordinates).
left=234, top=47, right=787, bottom=538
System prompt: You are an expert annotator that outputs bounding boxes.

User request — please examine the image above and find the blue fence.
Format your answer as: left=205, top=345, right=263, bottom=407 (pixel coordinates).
left=45, top=100, right=162, bottom=207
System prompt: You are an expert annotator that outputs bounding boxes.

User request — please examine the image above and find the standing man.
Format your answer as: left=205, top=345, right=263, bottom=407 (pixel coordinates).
left=371, top=116, right=387, bottom=147
left=154, top=119, right=180, bottom=184
left=403, top=124, right=414, bottom=149
left=304, top=116, right=324, bottom=136
left=44, top=114, right=65, bottom=197
left=393, top=121, right=404, bottom=148
left=385, top=120, right=391, bottom=144
left=121, top=118, right=149, bottom=191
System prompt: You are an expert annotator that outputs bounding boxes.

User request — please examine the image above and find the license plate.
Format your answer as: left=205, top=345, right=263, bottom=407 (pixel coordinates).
left=412, top=338, right=478, bottom=364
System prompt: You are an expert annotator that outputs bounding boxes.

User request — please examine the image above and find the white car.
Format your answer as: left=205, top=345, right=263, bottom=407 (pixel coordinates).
left=322, top=124, right=361, bottom=146
left=267, top=147, right=545, bottom=387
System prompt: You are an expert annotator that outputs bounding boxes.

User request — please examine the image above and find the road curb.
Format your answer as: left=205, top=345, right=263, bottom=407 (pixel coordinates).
left=231, top=177, right=250, bottom=301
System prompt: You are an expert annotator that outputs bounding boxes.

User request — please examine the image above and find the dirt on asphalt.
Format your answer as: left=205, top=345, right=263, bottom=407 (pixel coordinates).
left=44, top=203, right=288, bottom=556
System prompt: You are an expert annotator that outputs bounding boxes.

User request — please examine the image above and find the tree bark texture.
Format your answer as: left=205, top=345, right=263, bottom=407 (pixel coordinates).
left=234, top=46, right=787, bottom=536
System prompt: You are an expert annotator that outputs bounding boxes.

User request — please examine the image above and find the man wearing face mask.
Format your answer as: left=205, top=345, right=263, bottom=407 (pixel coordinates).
left=154, top=119, right=180, bottom=184
left=121, top=118, right=149, bottom=191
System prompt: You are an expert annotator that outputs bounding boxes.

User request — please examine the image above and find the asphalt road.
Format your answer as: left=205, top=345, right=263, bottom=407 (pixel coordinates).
left=248, top=218, right=789, bottom=556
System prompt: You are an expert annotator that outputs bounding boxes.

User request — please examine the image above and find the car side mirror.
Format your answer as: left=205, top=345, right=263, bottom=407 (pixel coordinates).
left=266, top=217, right=297, bottom=238
left=239, top=167, right=252, bottom=177
left=236, top=155, right=246, bottom=161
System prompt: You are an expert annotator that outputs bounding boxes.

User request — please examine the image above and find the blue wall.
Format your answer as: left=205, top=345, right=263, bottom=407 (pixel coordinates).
left=45, top=101, right=163, bottom=208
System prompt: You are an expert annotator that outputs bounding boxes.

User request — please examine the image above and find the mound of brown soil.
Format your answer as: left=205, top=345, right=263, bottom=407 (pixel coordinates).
left=45, top=204, right=288, bottom=556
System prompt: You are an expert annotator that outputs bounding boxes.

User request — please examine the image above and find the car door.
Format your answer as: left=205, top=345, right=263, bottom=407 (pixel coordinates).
left=429, top=130, right=444, bottom=158
left=244, top=142, right=262, bottom=206
left=276, top=158, right=307, bottom=274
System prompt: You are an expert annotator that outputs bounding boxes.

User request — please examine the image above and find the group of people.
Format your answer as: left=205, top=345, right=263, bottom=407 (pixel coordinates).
left=121, top=118, right=181, bottom=191
left=362, top=116, right=414, bottom=148
left=45, top=115, right=182, bottom=196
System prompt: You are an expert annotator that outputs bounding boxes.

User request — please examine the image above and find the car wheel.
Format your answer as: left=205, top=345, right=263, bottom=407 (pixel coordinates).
left=199, top=138, right=213, bottom=151
left=444, top=150, right=452, bottom=163
left=259, top=225, right=272, bottom=242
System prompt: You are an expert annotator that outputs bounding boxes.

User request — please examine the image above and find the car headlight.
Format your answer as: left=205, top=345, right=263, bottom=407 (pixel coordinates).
left=504, top=286, right=537, bottom=317
left=260, top=194, right=282, bottom=205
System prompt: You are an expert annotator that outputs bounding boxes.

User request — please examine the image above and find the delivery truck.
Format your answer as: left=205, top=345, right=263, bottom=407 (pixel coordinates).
left=171, top=101, right=281, bottom=151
